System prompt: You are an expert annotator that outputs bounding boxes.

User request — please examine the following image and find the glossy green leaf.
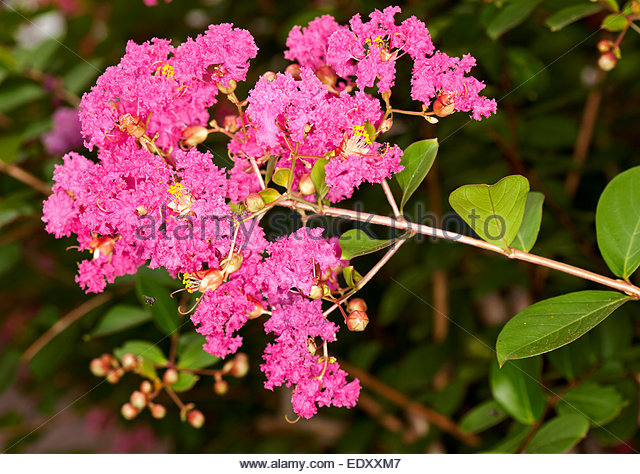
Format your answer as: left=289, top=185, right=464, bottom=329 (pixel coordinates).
left=460, top=400, right=508, bottom=434
left=596, top=0, right=619, bottom=12
left=490, top=358, right=545, bottom=425
left=264, top=155, right=277, bottom=185
left=449, top=175, right=529, bottom=249
left=601, top=13, right=627, bottom=31
left=496, top=291, right=629, bottom=365
left=135, top=358, right=158, bottom=380
left=483, top=423, right=530, bottom=453
left=343, top=265, right=363, bottom=288
left=596, top=166, right=640, bottom=279
left=486, top=0, right=541, bottom=39
left=557, top=383, right=625, bottom=425
left=592, top=379, right=638, bottom=445
left=524, top=414, right=589, bottom=453
left=259, top=188, right=281, bottom=204
left=177, top=333, right=219, bottom=370
left=272, top=168, right=291, bottom=188
left=395, top=139, right=438, bottom=210
left=339, top=229, right=401, bottom=260
left=0, top=83, right=45, bottom=114
left=511, top=192, right=544, bottom=252
left=171, top=372, right=199, bottom=392
left=136, top=273, right=179, bottom=335
left=545, top=4, right=603, bottom=31
left=90, top=304, right=151, bottom=338
left=310, top=158, right=329, bottom=200
left=63, top=60, right=101, bottom=95
left=114, top=340, right=168, bottom=365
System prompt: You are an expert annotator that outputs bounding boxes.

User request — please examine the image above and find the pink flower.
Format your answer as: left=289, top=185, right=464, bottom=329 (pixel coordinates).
left=43, top=107, right=83, bottom=155
left=284, top=15, right=345, bottom=70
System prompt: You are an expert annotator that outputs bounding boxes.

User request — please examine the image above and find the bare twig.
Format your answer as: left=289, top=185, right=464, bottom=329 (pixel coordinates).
left=0, top=162, right=51, bottom=195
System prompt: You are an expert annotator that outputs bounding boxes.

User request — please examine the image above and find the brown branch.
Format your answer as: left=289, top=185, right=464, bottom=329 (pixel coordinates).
left=341, top=361, right=480, bottom=446
left=22, top=292, right=112, bottom=363
left=0, top=162, right=51, bottom=195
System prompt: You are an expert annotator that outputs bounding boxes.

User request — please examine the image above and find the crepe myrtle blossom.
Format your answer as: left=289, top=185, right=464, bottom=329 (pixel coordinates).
left=43, top=8, right=496, bottom=421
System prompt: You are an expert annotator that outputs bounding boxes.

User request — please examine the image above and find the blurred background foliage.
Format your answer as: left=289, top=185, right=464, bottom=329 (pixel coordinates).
left=0, top=0, right=639, bottom=454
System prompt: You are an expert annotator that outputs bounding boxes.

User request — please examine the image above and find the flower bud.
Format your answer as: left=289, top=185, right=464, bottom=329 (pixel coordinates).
left=598, top=52, right=617, bottom=71
left=120, top=353, right=139, bottom=371
left=298, top=173, right=316, bottom=195
left=121, top=403, right=138, bottom=420
left=263, top=71, right=277, bottom=82
left=245, top=193, right=266, bottom=213
left=346, top=310, right=369, bottom=332
left=214, top=379, right=229, bottom=395
left=315, top=65, right=338, bottom=87
left=136, top=205, right=148, bottom=216
left=309, top=284, right=324, bottom=300
left=231, top=353, right=249, bottom=378
left=187, top=409, right=205, bottom=428
left=433, top=93, right=455, bottom=117
left=90, top=358, right=108, bottom=377
left=597, top=40, right=611, bottom=53
left=140, top=380, right=153, bottom=394
left=163, top=368, right=179, bottom=386
left=198, top=269, right=224, bottom=293
left=285, top=63, right=302, bottom=80
left=217, top=79, right=237, bottom=95
left=106, top=369, right=123, bottom=384
left=150, top=403, right=167, bottom=419
left=223, top=115, right=238, bottom=133
left=379, top=117, right=393, bottom=134
left=307, top=339, right=317, bottom=356
left=130, top=390, right=147, bottom=410
left=632, top=0, right=640, bottom=15
left=346, top=298, right=367, bottom=313
left=181, top=125, right=209, bottom=148
left=225, top=253, right=243, bottom=274
left=247, top=296, right=265, bottom=319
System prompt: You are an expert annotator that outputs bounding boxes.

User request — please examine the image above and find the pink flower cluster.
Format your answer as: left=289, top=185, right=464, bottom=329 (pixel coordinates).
left=43, top=7, right=497, bottom=420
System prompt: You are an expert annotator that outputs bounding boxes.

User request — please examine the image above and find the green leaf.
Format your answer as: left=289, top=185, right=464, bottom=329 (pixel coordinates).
left=343, top=265, right=363, bottom=288
left=264, top=155, right=277, bottom=185
left=0, top=83, right=45, bottom=114
left=511, top=191, right=544, bottom=252
left=496, top=291, right=629, bottom=365
left=601, top=13, right=627, bottom=31
left=90, top=304, right=151, bottom=338
left=449, top=175, right=530, bottom=250
left=272, top=168, right=290, bottom=188
left=545, top=4, right=604, bottom=31
left=136, top=273, right=179, bottom=335
left=524, top=414, right=589, bottom=453
left=395, top=139, right=438, bottom=210
left=135, top=357, right=158, bottom=380
left=0, top=189, right=36, bottom=229
left=483, top=423, right=530, bottom=453
left=596, top=0, right=619, bottom=12
left=172, top=372, right=199, bottom=392
left=0, top=242, right=21, bottom=276
left=490, top=358, right=545, bottom=425
left=596, top=166, right=640, bottom=279
left=460, top=400, right=508, bottom=434
left=592, top=379, right=638, bottom=444
left=63, top=60, right=101, bottom=95
left=310, top=158, right=329, bottom=200
left=339, top=229, right=400, bottom=260
left=557, top=383, right=626, bottom=425
left=114, top=340, right=168, bottom=365
left=486, top=0, right=541, bottom=40
left=259, top=188, right=281, bottom=204
left=0, top=135, right=23, bottom=164
left=177, top=333, right=219, bottom=370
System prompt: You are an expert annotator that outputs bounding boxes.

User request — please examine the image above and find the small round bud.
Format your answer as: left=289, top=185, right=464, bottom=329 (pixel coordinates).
left=198, top=269, right=224, bottom=293
left=100, top=353, right=118, bottom=368
left=309, top=284, right=324, bottom=300
left=136, top=205, right=148, bottom=216
left=245, top=193, right=266, bottom=213
left=433, top=93, right=455, bottom=117
left=263, top=71, right=277, bottom=82
left=379, top=117, right=393, bottom=134
left=285, top=63, right=302, bottom=80
left=346, top=310, right=369, bottom=332
left=298, top=173, right=316, bottom=195
left=217, top=79, right=237, bottom=95
left=181, top=125, right=209, bottom=148
left=346, top=298, right=368, bottom=313
left=140, top=380, right=153, bottom=394
left=130, top=390, right=147, bottom=410
left=597, top=40, right=611, bottom=53
left=121, top=403, right=138, bottom=420
left=120, top=353, right=139, bottom=371
left=223, top=115, right=238, bottom=133
left=632, top=1, right=640, bottom=15
left=163, top=368, right=179, bottom=386
left=222, top=360, right=234, bottom=374
left=106, top=369, right=123, bottom=384
left=150, top=403, right=167, bottom=419
left=598, top=52, right=617, bottom=71
left=231, top=353, right=249, bottom=378
left=214, top=379, right=229, bottom=395
left=89, top=358, right=108, bottom=377
left=247, top=296, right=265, bottom=319
left=187, top=409, right=205, bottom=428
